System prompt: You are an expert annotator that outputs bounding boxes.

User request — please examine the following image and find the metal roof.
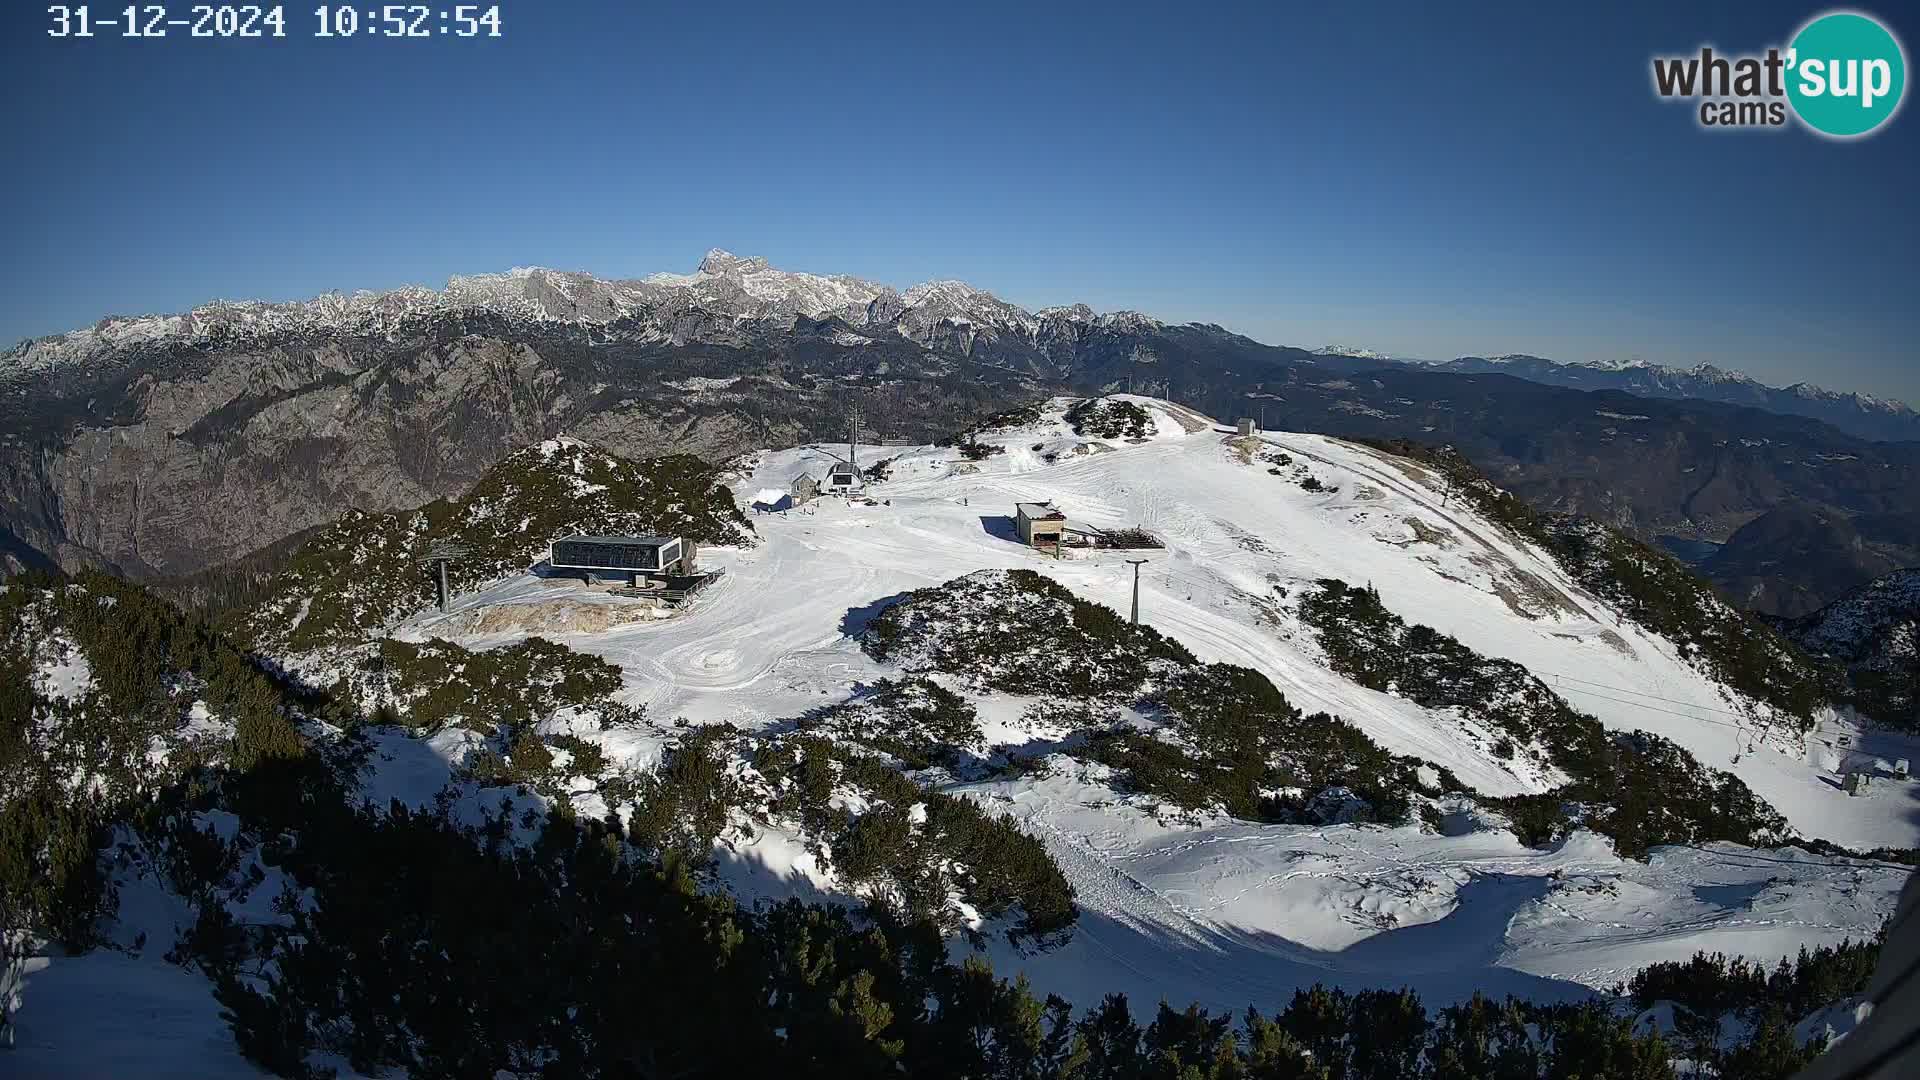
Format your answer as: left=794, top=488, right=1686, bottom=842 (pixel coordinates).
left=1015, top=502, right=1064, bottom=518
left=556, top=535, right=678, bottom=547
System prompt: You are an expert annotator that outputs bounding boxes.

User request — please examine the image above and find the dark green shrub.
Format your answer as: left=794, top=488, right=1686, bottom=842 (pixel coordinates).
left=626, top=729, right=747, bottom=862
left=549, top=733, right=609, bottom=777
left=806, top=678, right=983, bottom=769
left=755, top=735, right=1076, bottom=943
left=370, top=636, right=622, bottom=733
left=1493, top=794, right=1573, bottom=848
left=0, top=790, right=114, bottom=947
left=861, top=569, right=1193, bottom=699
left=1300, top=578, right=1790, bottom=856
left=235, top=443, right=755, bottom=654
left=1353, top=438, right=1830, bottom=725
left=1065, top=398, right=1153, bottom=439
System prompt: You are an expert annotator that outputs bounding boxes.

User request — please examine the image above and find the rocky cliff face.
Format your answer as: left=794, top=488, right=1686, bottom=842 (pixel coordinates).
left=0, top=250, right=1263, bottom=579
left=1772, top=569, right=1920, bottom=730
left=3, top=330, right=551, bottom=577
left=0, top=309, right=1042, bottom=577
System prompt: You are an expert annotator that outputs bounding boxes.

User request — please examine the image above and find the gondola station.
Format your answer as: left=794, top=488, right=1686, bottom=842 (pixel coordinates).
left=547, top=535, right=723, bottom=606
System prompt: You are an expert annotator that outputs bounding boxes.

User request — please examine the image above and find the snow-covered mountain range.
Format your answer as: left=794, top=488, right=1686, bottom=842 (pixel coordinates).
left=5, top=251, right=1917, bottom=625
left=13, top=253, right=1910, bottom=445
left=1313, top=343, right=1395, bottom=361
left=1407, top=353, right=1920, bottom=443
left=0, top=249, right=1164, bottom=379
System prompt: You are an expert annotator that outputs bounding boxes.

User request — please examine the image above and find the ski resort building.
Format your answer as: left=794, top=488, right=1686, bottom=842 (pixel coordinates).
left=1012, top=502, right=1159, bottom=553
left=549, top=535, right=692, bottom=582
left=790, top=472, right=820, bottom=504
left=825, top=462, right=859, bottom=491
left=1236, top=417, right=1258, bottom=436
left=1015, top=502, right=1067, bottom=547
left=547, top=534, right=726, bottom=607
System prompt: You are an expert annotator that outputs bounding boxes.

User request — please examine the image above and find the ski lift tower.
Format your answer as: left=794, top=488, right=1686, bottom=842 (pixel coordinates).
left=423, top=541, right=472, bottom=613
left=1126, top=558, right=1150, bottom=624
left=849, top=399, right=864, bottom=475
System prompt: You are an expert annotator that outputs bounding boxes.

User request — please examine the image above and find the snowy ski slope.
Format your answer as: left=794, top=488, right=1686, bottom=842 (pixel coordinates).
left=421, top=397, right=1916, bottom=840
left=385, top=395, right=1916, bottom=1010
left=10, top=396, right=1916, bottom=1074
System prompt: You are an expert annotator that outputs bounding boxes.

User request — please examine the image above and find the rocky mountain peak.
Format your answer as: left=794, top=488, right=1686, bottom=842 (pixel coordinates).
left=696, top=249, right=772, bottom=275
left=1098, top=311, right=1164, bottom=333
left=1677, top=363, right=1755, bottom=384
left=1315, top=344, right=1391, bottom=360
left=902, top=279, right=991, bottom=305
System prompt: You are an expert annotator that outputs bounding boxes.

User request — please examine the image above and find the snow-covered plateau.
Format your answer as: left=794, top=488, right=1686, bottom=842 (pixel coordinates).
left=7, top=396, right=1916, bottom=1076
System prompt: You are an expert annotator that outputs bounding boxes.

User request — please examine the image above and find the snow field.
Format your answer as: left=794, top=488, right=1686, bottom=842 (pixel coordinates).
left=11, top=396, right=1915, bottom=1062
left=388, top=396, right=1917, bottom=1010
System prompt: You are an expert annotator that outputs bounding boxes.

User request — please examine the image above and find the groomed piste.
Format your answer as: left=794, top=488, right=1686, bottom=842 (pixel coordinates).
left=392, top=397, right=1918, bottom=1007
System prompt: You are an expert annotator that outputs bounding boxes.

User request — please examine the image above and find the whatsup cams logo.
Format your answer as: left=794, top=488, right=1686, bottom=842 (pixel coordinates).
left=1652, top=9, right=1907, bottom=137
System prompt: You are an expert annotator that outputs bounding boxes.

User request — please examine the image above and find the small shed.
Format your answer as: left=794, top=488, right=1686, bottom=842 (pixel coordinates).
left=791, top=471, right=821, bottom=504
left=1015, top=502, right=1067, bottom=547
left=1236, top=417, right=1258, bottom=436
left=751, top=489, right=794, bottom=513
left=1061, top=520, right=1105, bottom=547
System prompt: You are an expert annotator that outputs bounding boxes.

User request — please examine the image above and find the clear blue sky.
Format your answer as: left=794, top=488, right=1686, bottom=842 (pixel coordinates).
left=4, top=1, right=1916, bottom=404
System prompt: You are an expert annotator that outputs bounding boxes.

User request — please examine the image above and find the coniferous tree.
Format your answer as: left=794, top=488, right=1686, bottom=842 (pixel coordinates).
left=1242, top=1008, right=1329, bottom=1079
left=1065, top=994, right=1145, bottom=1080
left=1279, top=985, right=1352, bottom=1076
left=1348, top=989, right=1426, bottom=1080
left=1536, top=1001, right=1673, bottom=1080
left=1141, top=1002, right=1239, bottom=1080
left=1716, top=1007, right=1822, bottom=1080
left=1423, top=994, right=1538, bottom=1080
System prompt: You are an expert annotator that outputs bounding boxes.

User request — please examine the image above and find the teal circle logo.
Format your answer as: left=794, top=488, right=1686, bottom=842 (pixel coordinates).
left=1787, top=11, right=1907, bottom=137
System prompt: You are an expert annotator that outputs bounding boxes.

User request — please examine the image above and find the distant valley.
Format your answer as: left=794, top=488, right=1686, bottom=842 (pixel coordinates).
left=1321, top=349, right=1920, bottom=444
